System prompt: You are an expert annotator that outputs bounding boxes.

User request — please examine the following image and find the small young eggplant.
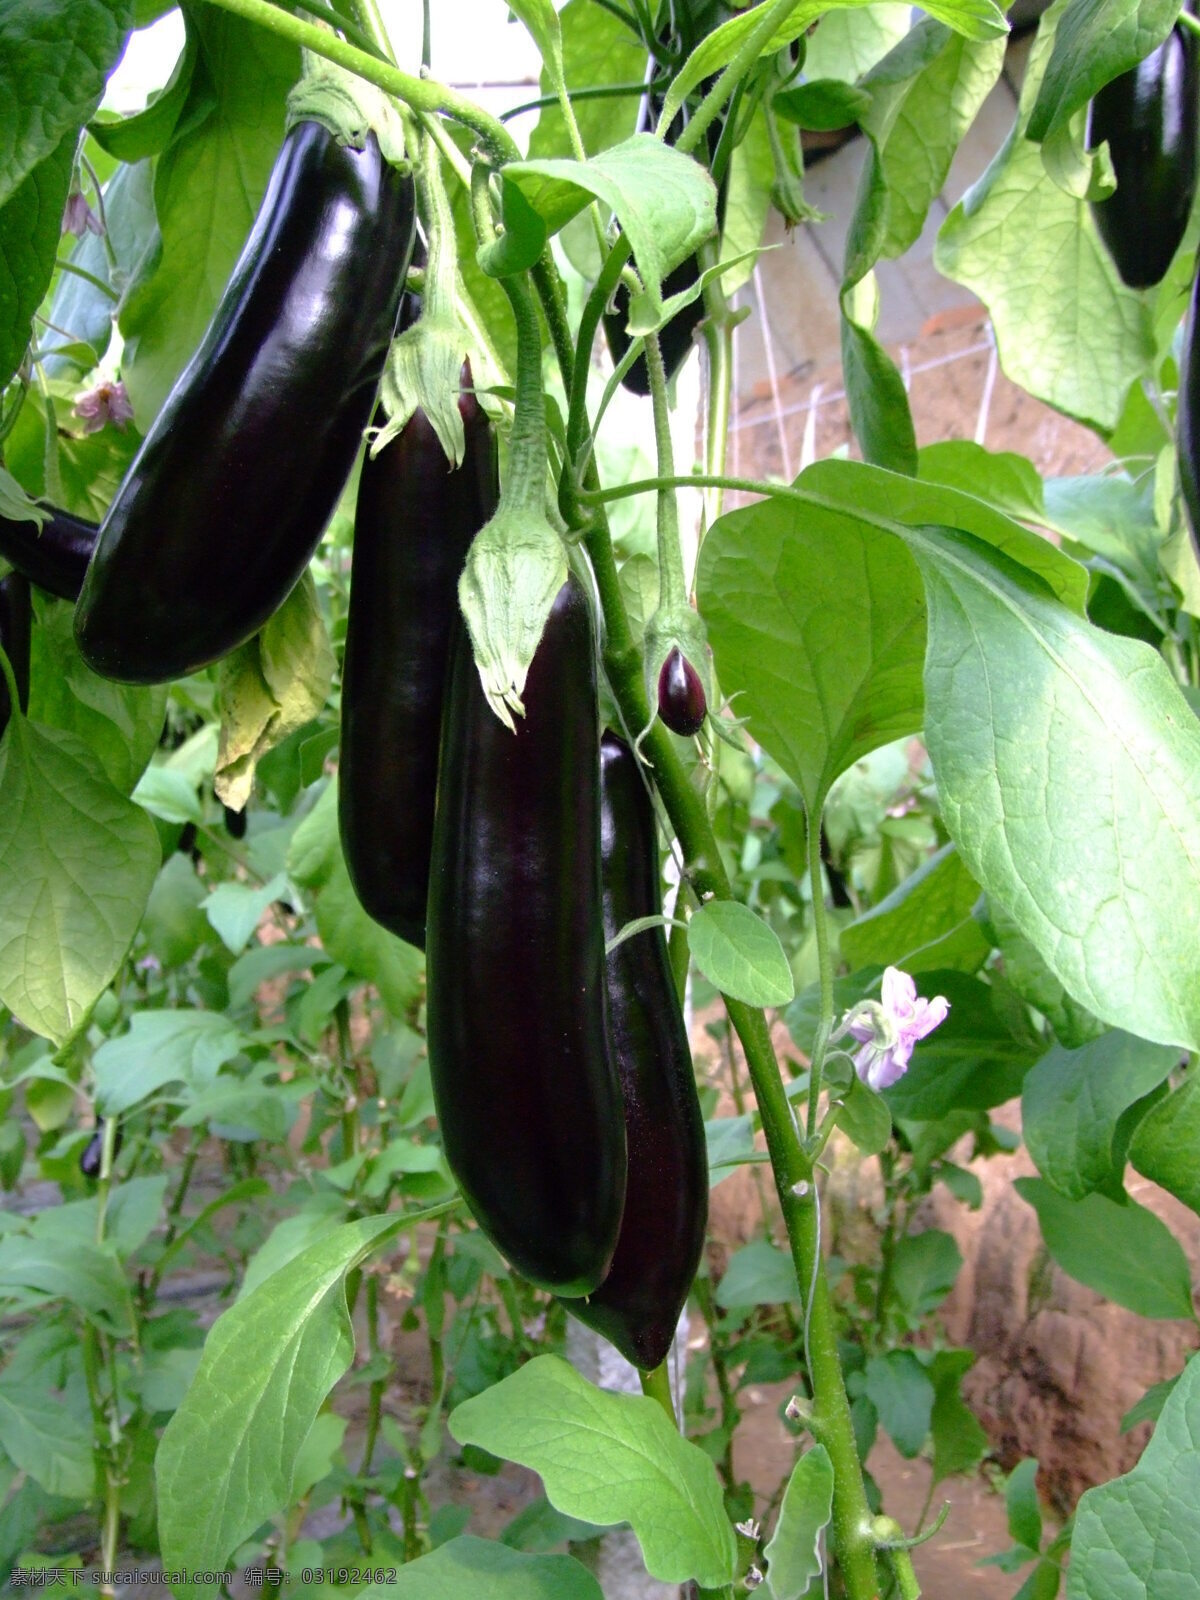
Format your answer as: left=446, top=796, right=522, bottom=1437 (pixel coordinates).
left=657, top=646, right=707, bottom=737
left=79, top=1118, right=122, bottom=1180
left=1087, top=24, right=1199, bottom=289
left=426, top=577, right=627, bottom=1296
left=0, top=506, right=95, bottom=600
left=0, top=572, right=31, bottom=734
left=559, top=732, right=707, bottom=1371
left=340, top=314, right=498, bottom=949
left=74, top=117, right=416, bottom=683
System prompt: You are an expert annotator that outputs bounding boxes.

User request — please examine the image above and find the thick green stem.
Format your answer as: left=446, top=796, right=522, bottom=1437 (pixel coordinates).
left=344, top=0, right=393, bottom=59
left=640, top=1361, right=677, bottom=1425
left=196, top=0, right=520, bottom=162
left=55, top=258, right=119, bottom=303
left=805, top=809, right=835, bottom=1139
left=643, top=334, right=689, bottom=612
left=496, top=271, right=550, bottom=514
left=416, top=127, right=459, bottom=320
left=701, top=314, right=733, bottom=531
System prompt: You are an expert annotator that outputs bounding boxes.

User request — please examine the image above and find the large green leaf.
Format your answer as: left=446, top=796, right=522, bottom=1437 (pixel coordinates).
left=1021, top=1031, right=1178, bottom=1200
left=119, top=9, right=299, bottom=424
left=908, top=524, right=1200, bottom=1052
left=0, top=717, right=159, bottom=1047
left=29, top=598, right=167, bottom=795
left=504, top=136, right=716, bottom=328
left=362, top=1537, right=603, bottom=1600
left=1015, top=1179, right=1195, bottom=1320
left=935, top=0, right=1153, bottom=431
left=0, top=1380, right=94, bottom=1501
left=840, top=843, right=989, bottom=974
left=1028, top=0, right=1181, bottom=143
left=157, top=1212, right=414, bottom=1594
left=698, top=481, right=925, bottom=810
left=93, top=1009, right=249, bottom=1116
left=865, top=1350, right=935, bottom=1457
left=688, top=902, right=795, bottom=1006
left=0, top=1230, right=132, bottom=1331
left=0, top=0, right=131, bottom=208
left=0, top=136, right=76, bottom=390
left=1069, top=1353, right=1200, bottom=1597
left=1129, top=1070, right=1200, bottom=1216
left=449, top=1355, right=737, bottom=1589
left=805, top=5, right=913, bottom=80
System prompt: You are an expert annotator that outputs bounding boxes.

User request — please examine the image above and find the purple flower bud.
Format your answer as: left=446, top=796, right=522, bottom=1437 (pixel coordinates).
left=62, top=190, right=104, bottom=238
left=75, top=380, right=134, bottom=434
left=657, top=646, right=706, bottom=736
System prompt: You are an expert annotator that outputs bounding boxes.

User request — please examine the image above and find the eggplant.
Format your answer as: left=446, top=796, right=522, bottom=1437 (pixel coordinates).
left=426, top=577, right=627, bottom=1296
left=74, top=120, right=416, bottom=683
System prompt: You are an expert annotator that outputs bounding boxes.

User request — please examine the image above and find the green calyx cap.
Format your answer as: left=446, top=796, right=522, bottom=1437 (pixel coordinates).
left=287, top=53, right=407, bottom=168
left=373, top=316, right=475, bottom=466
left=458, top=508, right=568, bottom=731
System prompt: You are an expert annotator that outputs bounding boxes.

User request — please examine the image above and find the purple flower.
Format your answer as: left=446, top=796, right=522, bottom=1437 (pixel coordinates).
left=75, top=380, right=133, bottom=434
left=838, top=966, right=949, bottom=1092
left=62, top=190, right=104, bottom=238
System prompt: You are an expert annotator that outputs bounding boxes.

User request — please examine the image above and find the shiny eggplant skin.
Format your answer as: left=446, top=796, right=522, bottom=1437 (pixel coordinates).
left=560, top=732, right=707, bottom=1370
left=1178, top=271, right=1200, bottom=561
left=426, top=577, right=627, bottom=1295
left=79, top=1118, right=122, bottom=1180
left=0, top=572, right=31, bottom=733
left=340, top=349, right=497, bottom=949
left=1087, top=25, right=1199, bottom=288
left=657, top=646, right=707, bottom=737
left=74, top=121, right=416, bottom=683
left=0, top=506, right=95, bottom=601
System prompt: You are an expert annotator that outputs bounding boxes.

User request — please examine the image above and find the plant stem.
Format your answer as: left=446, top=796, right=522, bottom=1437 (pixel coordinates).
left=643, top=334, right=689, bottom=612
left=359, top=1272, right=385, bottom=1479
left=195, top=0, right=520, bottom=162
left=54, top=258, right=119, bottom=302
left=502, top=80, right=649, bottom=122
left=640, top=1360, right=677, bottom=1425
left=805, top=808, right=835, bottom=1139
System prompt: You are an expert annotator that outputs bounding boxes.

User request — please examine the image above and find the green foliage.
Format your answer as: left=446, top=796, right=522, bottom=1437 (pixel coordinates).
left=763, top=1445, right=833, bottom=1598
left=449, top=1356, right=738, bottom=1588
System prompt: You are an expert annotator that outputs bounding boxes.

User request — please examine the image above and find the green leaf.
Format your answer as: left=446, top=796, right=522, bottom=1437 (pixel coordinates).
left=1120, top=1368, right=1187, bottom=1434
left=214, top=572, right=335, bottom=811
left=202, top=874, right=288, bottom=956
left=362, top=1536, right=603, bottom=1600
left=835, top=1075, right=894, bottom=1156
left=133, top=767, right=204, bottom=826
left=1006, top=1458, right=1044, bottom=1552
left=315, top=849, right=424, bottom=1016
left=935, top=4, right=1153, bottom=431
left=0, top=1230, right=132, bottom=1330
left=775, top=81, right=873, bottom=130
left=763, top=1445, right=833, bottom=1600
left=89, top=16, right=199, bottom=162
left=907, top=523, right=1200, bottom=1053
left=0, top=0, right=131, bottom=208
left=1015, top=1178, right=1196, bottom=1320
left=0, top=718, right=159, bottom=1047
left=93, top=1009, right=247, bottom=1116
left=928, top=1349, right=989, bottom=1484
left=157, top=1212, right=413, bottom=1593
left=505, top=137, right=716, bottom=330
left=688, top=902, right=794, bottom=1007
left=0, top=1380, right=94, bottom=1500
left=2, top=384, right=141, bottom=521
left=719, top=106, right=775, bottom=296
left=715, top=1242, right=801, bottom=1308
left=698, top=478, right=925, bottom=810
left=1129, top=1070, right=1200, bottom=1216
left=0, top=137, right=76, bottom=390
left=140, top=855, right=211, bottom=968
left=917, top=441, right=1047, bottom=528
left=1028, top=0, right=1181, bottom=143
left=527, top=0, right=644, bottom=165
left=841, top=843, right=988, bottom=974
left=988, top=898, right=1105, bottom=1049
left=805, top=5, right=914, bottom=81
left=840, top=277, right=917, bottom=474
left=661, top=0, right=1007, bottom=134
left=119, top=9, right=299, bottom=424
left=29, top=598, right=167, bottom=795
left=1068, top=1356, right=1200, bottom=1598
left=865, top=1350, right=935, bottom=1457
left=1021, top=1031, right=1178, bottom=1201
left=448, top=1355, right=737, bottom=1588
left=889, top=1229, right=962, bottom=1319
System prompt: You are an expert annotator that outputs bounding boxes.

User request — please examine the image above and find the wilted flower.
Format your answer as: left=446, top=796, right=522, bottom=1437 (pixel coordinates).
left=76, top=380, right=133, bottom=434
left=62, top=189, right=104, bottom=238
left=834, top=966, right=949, bottom=1092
